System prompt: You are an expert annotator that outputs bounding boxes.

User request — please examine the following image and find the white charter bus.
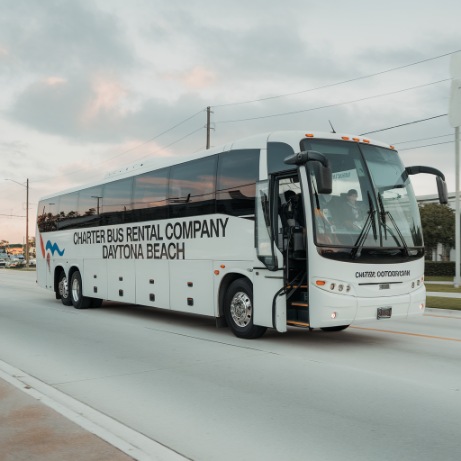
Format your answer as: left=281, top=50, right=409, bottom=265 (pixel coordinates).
left=36, top=131, right=447, bottom=338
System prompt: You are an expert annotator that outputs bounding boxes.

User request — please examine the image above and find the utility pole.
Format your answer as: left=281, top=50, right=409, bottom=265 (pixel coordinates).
left=206, top=106, right=212, bottom=149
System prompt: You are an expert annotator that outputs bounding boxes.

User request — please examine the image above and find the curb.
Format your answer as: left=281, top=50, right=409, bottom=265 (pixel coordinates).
left=0, top=360, right=188, bottom=461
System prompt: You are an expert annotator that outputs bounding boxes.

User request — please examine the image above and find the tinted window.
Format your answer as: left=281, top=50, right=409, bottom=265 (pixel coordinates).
left=56, top=192, right=79, bottom=230
left=133, top=168, right=169, bottom=221
left=37, top=199, right=59, bottom=232
left=76, top=186, right=103, bottom=228
left=217, top=149, right=259, bottom=217
left=267, top=142, right=295, bottom=174
left=102, top=178, right=133, bottom=225
left=169, top=156, right=217, bottom=218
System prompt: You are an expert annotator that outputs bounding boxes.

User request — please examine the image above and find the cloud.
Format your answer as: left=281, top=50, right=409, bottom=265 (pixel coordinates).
left=174, top=66, right=217, bottom=89
left=81, top=75, right=128, bottom=122
left=9, top=77, right=89, bottom=137
left=0, top=0, right=135, bottom=76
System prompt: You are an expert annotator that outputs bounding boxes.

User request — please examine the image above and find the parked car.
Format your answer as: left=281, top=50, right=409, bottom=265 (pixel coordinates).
left=5, top=257, right=23, bottom=268
left=0, top=253, right=8, bottom=267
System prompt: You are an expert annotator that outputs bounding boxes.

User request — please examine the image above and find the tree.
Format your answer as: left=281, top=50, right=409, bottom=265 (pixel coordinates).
left=419, top=203, right=455, bottom=261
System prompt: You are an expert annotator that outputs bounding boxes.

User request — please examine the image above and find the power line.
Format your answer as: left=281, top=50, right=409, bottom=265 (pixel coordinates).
left=135, top=126, right=204, bottom=162
left=392, top=133, right=453, bottom=145
left=359, top=114, right=448, bottom=135
left=32, top=111, right=205, bottom=184
left=213, top=49, right=460, bottom=108
left=217, top=79, right=449, bottom=124
left=97, top=109, right=204, bottom=165
left=0, top=213, right=25, bottom=218
left=398, top=140, right=454, bottom=151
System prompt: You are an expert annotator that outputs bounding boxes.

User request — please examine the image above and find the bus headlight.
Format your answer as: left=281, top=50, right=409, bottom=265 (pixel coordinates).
left=314, top=278, right=354, bottom=295
left=411, top=276, right=424, bottom=291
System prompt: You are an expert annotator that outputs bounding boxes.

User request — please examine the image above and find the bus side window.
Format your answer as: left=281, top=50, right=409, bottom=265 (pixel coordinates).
left=56, top=192, right=79, bottom=230
left=169, top=156, right=217, bottom=218
left=216, top=149, right=259, bottom=218
left=37, top=200, right=59, bottom=232
left=102, top=177, right=133, bottom=225
left=76, top=186, right=103, bottom=228
left=133, top=168, right=169, bottom=222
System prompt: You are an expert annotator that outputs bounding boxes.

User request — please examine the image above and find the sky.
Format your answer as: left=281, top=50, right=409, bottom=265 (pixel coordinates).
left=1, top=0, right=461, bottom=244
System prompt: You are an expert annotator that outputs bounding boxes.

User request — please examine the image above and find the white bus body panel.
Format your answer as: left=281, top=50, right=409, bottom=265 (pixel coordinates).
left=107, top=259, right=136, bottom=304
left=253, top=269, right=287, bottom=332
left=170, top=259, right=214, bottom=316
left=136, top=259, right=170, bottom=309
left=308, top=254, right=425, bottom=328
left=83, top=259, right=108, bottom=300
left=37, top=214, right=262, bottom=318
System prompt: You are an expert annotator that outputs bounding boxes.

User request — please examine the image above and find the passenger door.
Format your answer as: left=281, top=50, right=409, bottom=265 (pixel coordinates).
left=253, top=180, right=286, bottom=332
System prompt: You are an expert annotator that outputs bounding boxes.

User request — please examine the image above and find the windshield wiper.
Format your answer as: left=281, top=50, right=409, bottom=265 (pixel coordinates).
left=377, top=191, right=387, bottom=240
left=368, top=192, right=377, bottom=241
left=350, top=193, right=377, bottom=259
left=377, top=192, right=410, bottom=256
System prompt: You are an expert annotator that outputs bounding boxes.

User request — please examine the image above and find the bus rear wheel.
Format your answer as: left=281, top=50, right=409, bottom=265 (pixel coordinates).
left=224, top=279, right=266, bottom=339
left=58, top=271, right=72, bottom=306
left=70, top=270, right=91, bottom=309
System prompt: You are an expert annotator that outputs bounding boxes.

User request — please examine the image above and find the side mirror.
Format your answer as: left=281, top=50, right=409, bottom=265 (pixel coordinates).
left=436, top=176, right=448, bottom=204
left=284, top=150, right=332, bottom=194
left=406, top=166, right=448, bottom=205
left=310, top=161, right=332, bottom=194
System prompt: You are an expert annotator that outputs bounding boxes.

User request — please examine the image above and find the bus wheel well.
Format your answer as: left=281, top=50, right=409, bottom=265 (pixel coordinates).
left=218, top=273, right=251, bottom=318
left=54, top=266, right=65, bottom=298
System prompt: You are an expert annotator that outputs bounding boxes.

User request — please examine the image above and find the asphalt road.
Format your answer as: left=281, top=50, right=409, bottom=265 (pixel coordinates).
left=1, top=269, right=460, bottom=461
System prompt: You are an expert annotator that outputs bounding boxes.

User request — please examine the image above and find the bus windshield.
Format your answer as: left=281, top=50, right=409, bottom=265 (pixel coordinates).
left=301, top=139, right=423, bottom=260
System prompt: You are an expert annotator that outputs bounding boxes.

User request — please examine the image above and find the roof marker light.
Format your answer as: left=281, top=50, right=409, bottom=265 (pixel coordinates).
left=342, top=136, right=350, bottom=141
left=352, top=137, right=360, bottom=142
left=305, top=133, right=315, bottom=138
left=316, top=280, right=326, bottom=286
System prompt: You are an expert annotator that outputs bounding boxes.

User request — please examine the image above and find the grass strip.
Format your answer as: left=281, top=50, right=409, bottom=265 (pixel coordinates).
left=425, top=283, right=461, bottom=294
left=426, top=297, right=461, bottom=310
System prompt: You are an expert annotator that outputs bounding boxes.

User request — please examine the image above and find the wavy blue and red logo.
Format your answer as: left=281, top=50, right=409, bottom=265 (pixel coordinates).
left=39, top=234, right=65, bottom=271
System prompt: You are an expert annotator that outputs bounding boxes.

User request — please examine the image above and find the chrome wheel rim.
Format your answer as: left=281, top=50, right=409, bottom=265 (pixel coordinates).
left=230, top=291, right=252, bottom=327
left=59, top=276, right=68, bottom=299
left=71, top=277, right=80, bottom=302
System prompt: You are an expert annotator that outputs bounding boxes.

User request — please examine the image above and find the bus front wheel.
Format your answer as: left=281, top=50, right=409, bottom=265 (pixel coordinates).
left=224, top=279, right=266, bottom=339
left=58, top=271, right=72, bottom=306
left=70, top=270, right=91, bottom=309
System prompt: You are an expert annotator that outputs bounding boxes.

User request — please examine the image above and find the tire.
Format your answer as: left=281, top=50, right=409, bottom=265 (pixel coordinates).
left=58, top=271, right=72, bottom=306
left=70, top=270, right=91, bottom=309
left=321, top=325, right=350, bottom=332
left=224, top=279, right=267, bottom=339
